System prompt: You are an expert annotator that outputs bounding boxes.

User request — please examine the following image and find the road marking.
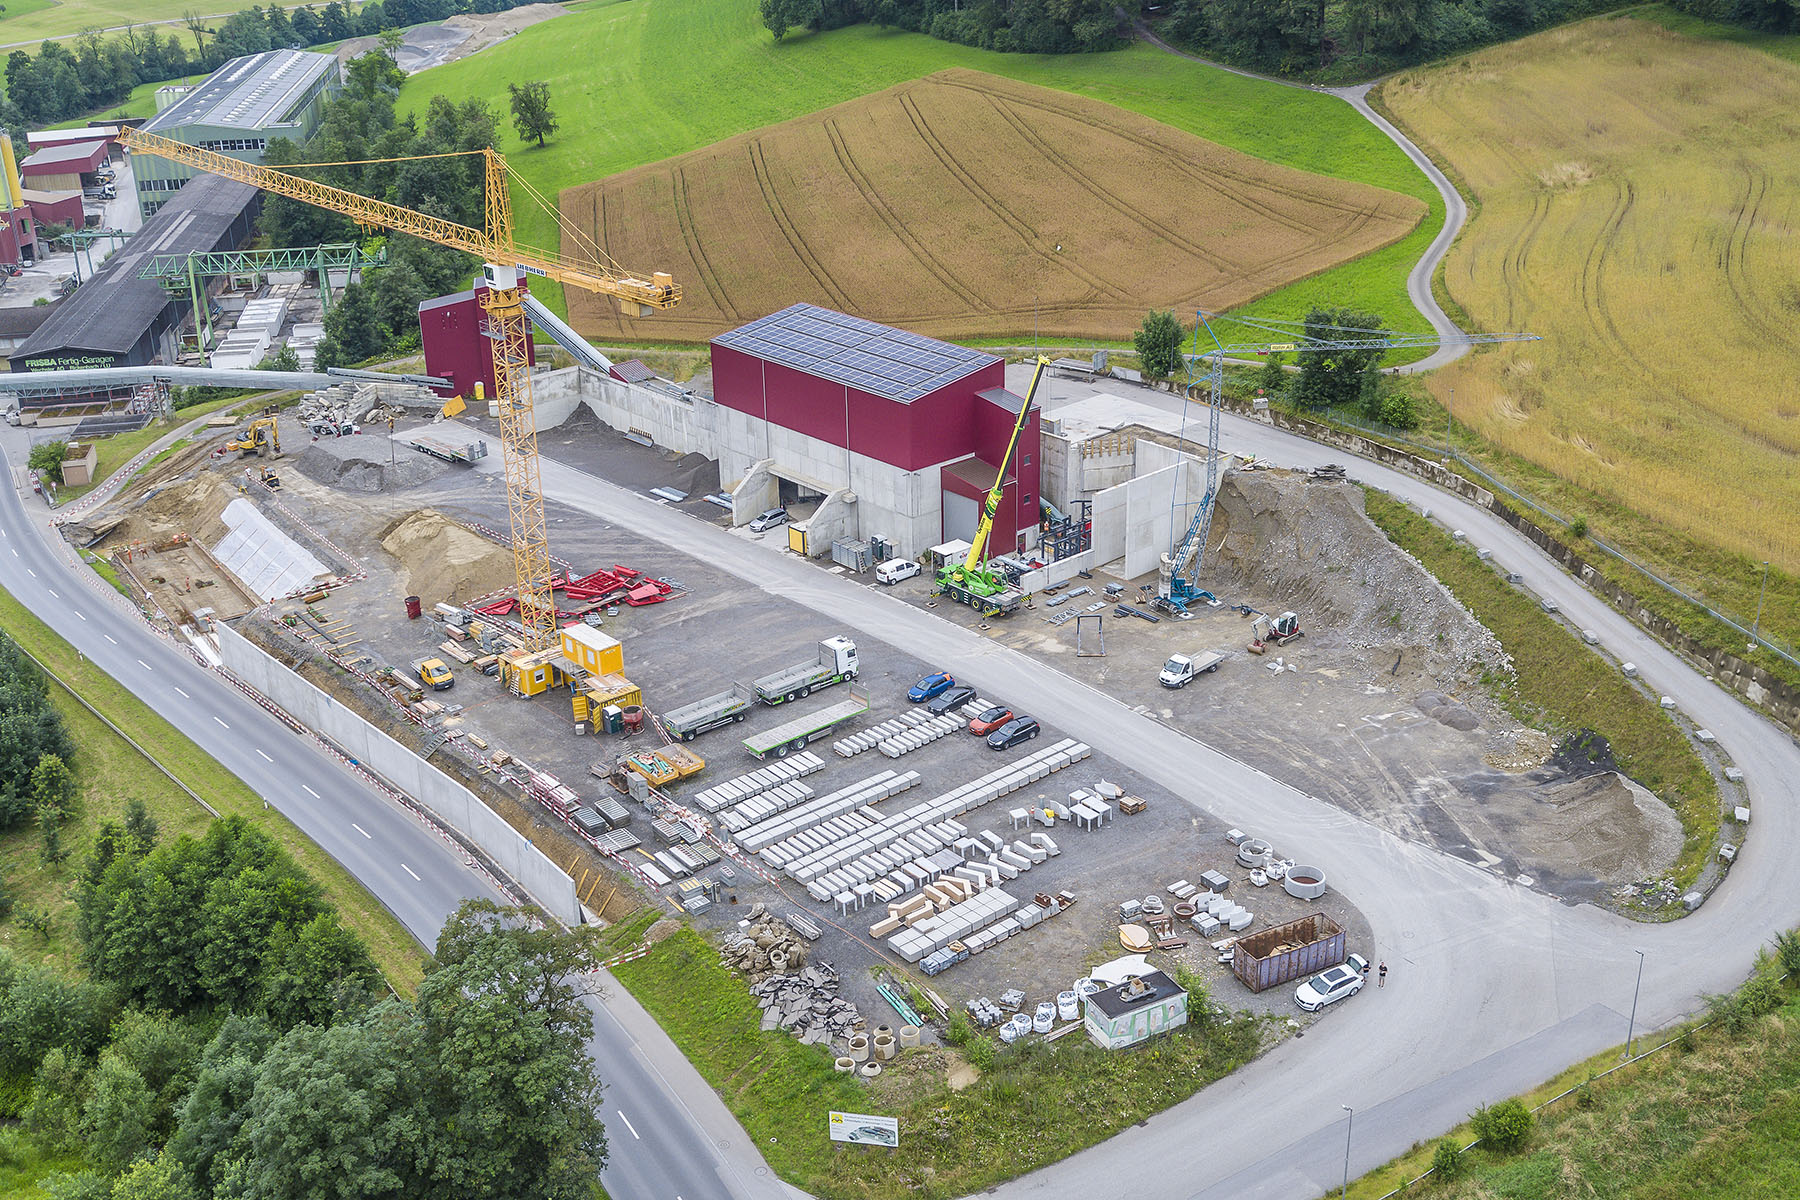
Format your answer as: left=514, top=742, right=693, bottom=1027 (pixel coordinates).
left=104, top=634, right=117, bottom=644
left=46, top=588, right=56, bottom=598
left=8, top=548, right=15, bottom=556
left=401, top=863, right=421, bottom=881
left=137, top=659, right=151, bottom=670
left=174, top=687, right=189, bottom=698
left=256, top=748, right=272, bottom=762
left=75, top=611, right=86, bottom=620
left=25, top=568, right=34, bottom=577
left=212, top=716, right=229, bottom=728
left=617, top=1110, right=640, bottom=1140
left=352, top=823, right=370, bottom=839
left=302, top=785, right=319, bottom=798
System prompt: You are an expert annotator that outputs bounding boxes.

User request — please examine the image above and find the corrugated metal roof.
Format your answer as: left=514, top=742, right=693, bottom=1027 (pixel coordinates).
left=141, top=49, right=337, bottom=135
left=11, top=174, right=258, bottom=361
left=610, top=359, right=655, bottom=383
left=19, top=140, right=108, bottom=169
left=712, top=303, right=996, bottom=404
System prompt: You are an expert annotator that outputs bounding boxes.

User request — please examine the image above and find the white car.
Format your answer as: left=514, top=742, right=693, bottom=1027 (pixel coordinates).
left=1295, top=964, right=1365, bottom=1012
left=876, top=557, right=921, bottom=584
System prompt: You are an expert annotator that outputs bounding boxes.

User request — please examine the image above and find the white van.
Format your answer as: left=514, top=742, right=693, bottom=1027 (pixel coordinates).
left=876, top=558, right=922, bottom=585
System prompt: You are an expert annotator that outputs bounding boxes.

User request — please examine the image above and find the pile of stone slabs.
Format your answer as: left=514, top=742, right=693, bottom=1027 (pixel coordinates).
left=691, top=753, right=826, bottom=812
left=888, top=888, right=1021, bottom=963
left=591, top=828, right=641, bottom=854
left=834, top=708, right=941, bottom=757
left=733, top=770, right=923, bottom=854
left=779, top=739, right=1089, bottom=888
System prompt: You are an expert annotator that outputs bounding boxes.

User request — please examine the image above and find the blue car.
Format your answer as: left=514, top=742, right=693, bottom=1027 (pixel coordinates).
left=908, top=672, right=955, bottom=702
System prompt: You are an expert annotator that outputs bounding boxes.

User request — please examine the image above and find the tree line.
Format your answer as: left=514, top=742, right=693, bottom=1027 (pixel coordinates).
left=762, top=0, right=1122, bottom=53
left=6, top=805, right=610, bottom=1199
left=0, top=0, right=550, bottom=130
left=1159, top=0, right=1798, bottom=78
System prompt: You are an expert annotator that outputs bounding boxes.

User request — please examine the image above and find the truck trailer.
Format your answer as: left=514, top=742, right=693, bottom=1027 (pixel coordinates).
left=752, top=636, right=859, bottom=705
left=661, top=681, right=755, bottom=742
left=743, top=689, right=869, bottom=760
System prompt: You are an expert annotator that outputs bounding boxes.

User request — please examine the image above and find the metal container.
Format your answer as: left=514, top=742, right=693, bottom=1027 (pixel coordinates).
left=1231, top=913, right=1345, bottom=993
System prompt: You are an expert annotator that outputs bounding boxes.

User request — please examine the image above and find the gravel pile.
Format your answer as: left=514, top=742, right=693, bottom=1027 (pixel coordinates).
left=294, top=435, right=449, bottom=493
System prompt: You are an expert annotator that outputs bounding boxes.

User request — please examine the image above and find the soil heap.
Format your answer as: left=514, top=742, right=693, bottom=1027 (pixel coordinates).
left=1204, top=468, right=1508, bottom=685
left=294, top=434, right=450, bottom=494
left=379, top=509, right=514, bottom=605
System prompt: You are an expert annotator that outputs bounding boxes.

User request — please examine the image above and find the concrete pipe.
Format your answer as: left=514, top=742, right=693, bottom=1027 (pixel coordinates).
left=848, top=1034, right=871, bottom=1062
left=859, top=1061, right=882, bottom=1079
left=834, top=1057, right=855, bottom=1073
left=1283, top=866, right=1328, bottom=900
left=873, top=1034, right=896, bottom=1061
left=874, top=1024, right=893, bottom=1041
left=768, top=949, right=788, bottom=972
left=898, top=1025, right=921, bottom=1048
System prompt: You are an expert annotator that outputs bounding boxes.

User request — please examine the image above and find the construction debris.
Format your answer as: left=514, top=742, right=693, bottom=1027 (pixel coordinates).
left=723, top=910, right=865, bottom=1045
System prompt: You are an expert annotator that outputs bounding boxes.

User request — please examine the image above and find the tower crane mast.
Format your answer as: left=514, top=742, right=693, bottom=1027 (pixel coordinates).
left=1158, top=313, right=1540, bottom=613
left=120, top=127, right=680, bottom=652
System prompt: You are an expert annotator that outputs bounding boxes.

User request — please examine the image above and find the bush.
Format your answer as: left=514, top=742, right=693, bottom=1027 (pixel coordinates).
left=1133, top=309, right=1186, bottom=382
left=944, top=1011, right=971, bottom=1046
left=1569, top=516, right=1589, bottom=539
left=27, top=441, right=67, bottom=485
left=1471, top=1098, right=1533, bottom=1151
left=1432, top=1137, right=1462, bottom=1180
left=1380, top=391, right=1421, bottom=430
left=964, top=1035, right=996, bottom=1072
left=1772, top=928, right=1800, bottom=979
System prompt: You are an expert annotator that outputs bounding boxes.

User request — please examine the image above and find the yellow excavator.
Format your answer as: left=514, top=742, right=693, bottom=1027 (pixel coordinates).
left=225, top=415, right=281, bottom=457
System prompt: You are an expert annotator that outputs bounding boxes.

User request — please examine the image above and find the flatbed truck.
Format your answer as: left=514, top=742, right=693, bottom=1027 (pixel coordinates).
left=408, top=433, right=489, bottom=464
left=661, top=681, right=755, bottom=742
left=743, top=689, right=869, bottom=760
left=752, top=636, right=859, bottom=705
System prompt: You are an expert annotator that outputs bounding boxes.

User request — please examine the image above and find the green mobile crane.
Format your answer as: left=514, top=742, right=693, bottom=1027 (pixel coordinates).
left=936, top=354, right=1050, bottom=618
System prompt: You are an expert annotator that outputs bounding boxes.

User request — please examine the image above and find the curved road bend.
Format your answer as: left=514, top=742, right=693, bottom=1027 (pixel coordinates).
left=0, top=460, right=785, bottom=1200
left=1134, top=23, right=1472, bottom=371
left=453, top=427, right=1800, bottom=1200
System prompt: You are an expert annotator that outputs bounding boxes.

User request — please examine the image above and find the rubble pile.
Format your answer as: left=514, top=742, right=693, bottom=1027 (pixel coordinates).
left=721, top=908, right=865, bottom=1045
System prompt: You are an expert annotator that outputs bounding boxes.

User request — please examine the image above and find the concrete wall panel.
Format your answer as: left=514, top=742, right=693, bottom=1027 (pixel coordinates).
left=214, top=624, right=579, bottom=925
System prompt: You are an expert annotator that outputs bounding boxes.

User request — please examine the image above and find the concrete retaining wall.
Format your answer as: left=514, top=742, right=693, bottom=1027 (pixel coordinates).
left=214, top=623, right=580, bottom=924
left=1015, top=549, right=1096, bottom=595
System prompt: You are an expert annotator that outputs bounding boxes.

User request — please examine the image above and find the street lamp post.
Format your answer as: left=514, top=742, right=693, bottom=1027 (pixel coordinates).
left=1623, top=949, right=1645, bottom=1059
left=1341, top=1104, right=1354, bottom=1197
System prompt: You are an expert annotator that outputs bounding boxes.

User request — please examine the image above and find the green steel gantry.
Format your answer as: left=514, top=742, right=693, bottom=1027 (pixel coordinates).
left=135, top=242, right=385, bottom=351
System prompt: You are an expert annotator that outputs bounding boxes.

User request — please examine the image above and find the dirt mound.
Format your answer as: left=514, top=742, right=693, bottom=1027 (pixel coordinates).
left=294, top=435, right=449, bottom=494
left=1415, top=690, right=1480, bottom=731
left=1530, top=771, right=1683, bottom=884
left=378, top=509, right=514, bottom=605
left=1204, top=469, right=1507, bottom=682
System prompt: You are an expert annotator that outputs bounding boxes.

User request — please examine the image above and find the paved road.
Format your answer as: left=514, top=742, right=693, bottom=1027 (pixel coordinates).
left=0, top=435, right=780, bottom=1200
left=1134, top=22, right=1472, bottom=369
left=429, top=414, right=1800, bottom=1200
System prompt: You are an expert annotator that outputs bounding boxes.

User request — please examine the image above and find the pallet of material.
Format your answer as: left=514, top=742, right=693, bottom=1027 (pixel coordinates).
left=438, top=641, right=476, bottom=664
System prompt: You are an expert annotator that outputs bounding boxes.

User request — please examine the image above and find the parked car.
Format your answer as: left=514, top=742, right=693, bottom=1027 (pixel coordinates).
left=748, top=507, right=789, bottom=532
left=986, top=716, right=1040, bottom=749
left=3, top=408, right=19, bottom=426
left=907, top=672, right=955, bottom=702
left=1294, top=964, right=1365, bottom=1012
left=968, top=705, right=1013, bottom=735
left=875, top=557, right=921, bottom=585
left=927, top=684, right=977, bottom=715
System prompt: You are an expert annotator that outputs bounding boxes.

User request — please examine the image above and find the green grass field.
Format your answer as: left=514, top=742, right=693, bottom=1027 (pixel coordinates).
left=0, top=0, right=368, bottom=47
left=401, top=0, right=1435, bottom=339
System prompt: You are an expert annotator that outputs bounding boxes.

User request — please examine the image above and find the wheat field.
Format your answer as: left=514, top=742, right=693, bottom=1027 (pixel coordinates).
left=561, top=69, right=1424, bottom=345
left=1384, top=16, right=1800, bottom=569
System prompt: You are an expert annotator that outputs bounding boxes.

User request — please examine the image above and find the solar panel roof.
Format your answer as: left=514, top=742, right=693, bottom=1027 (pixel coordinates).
left=712, top=304, right=997, bottom=403
left=142, top=49, right=337, bottom=136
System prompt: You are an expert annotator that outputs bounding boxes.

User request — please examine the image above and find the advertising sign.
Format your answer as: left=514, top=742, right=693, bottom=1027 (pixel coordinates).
left=827, top=1111, right=898, bottom=1148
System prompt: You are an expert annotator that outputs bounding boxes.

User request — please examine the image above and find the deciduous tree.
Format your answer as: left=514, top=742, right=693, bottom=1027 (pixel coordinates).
left=506, top=80, right=558, bottom=148
left=1133, top=309, right=1185, bottom=382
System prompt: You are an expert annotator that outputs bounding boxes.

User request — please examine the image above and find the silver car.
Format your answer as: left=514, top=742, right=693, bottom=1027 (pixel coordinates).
left=1295, top=964, right=1364, bottom=1012
left=749, top=507, right=789, bottom=532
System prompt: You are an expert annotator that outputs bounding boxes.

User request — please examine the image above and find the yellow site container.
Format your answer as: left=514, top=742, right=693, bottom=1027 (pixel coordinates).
left=788, top=524, right=807, bottom=555
left=561, top=624, right=623, bottom=676
left=501, top=646, right=566, bottom=697
left=580, top=672, right=641, bottom=711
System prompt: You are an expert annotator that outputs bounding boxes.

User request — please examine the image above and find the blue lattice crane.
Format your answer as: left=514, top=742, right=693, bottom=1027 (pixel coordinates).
left=1156, top=312, right=1541, bottom=614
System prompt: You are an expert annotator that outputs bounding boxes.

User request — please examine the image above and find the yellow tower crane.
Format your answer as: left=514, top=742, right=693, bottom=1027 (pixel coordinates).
left=120, top=128, right=680, bottom=651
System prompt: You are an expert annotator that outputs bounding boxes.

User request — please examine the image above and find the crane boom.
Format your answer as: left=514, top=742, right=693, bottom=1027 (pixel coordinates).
left=962, top=354, right=1049, bottom=574
left=119, top=128, right=682, bottom=655
left=120, top=128, right=681, bottom=314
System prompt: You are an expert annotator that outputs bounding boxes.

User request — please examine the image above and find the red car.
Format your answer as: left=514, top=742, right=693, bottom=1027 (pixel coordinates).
left=968, top=705, right=1013, bottom=736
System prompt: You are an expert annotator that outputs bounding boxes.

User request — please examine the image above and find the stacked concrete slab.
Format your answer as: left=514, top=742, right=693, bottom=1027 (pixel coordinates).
left=716, top=780, right=818, bottom=832
left=888, top=888, right=1021, bottom=962
left=692, top=752, right=826, bottom=813
left=731, top=770, right=922, bottom=853
left=236, top=295, right=289, bottom=340
left=833, top=708, right=944, bottom=758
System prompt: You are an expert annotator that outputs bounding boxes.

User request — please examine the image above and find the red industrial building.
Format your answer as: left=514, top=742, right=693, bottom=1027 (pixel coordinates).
left=710, top=304, right=1039, bottom=557
left=19, top=138, right=111, bottom=192
left=418, top=282, right=535, bottom=401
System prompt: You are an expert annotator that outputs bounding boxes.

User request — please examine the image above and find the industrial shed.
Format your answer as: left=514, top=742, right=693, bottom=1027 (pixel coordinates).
left=710, top=304, right=1040, bottom=559
left=9, top=173, right=259, bottom=403
left=18, top=139, right=110, bottom=192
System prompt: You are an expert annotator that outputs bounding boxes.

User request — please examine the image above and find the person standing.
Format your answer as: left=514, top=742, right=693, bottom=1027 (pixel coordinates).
left=1378, top=961, right=1389, bottom=988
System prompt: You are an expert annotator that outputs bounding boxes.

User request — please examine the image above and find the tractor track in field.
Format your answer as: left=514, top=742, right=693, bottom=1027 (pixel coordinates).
left=1722, top=165, right=1786, bottom=347
left=746, top=138, right=856, bottom=313
left=822, top=119, right=989, bottom=312
left=672, top=167, right=742, bottom=323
